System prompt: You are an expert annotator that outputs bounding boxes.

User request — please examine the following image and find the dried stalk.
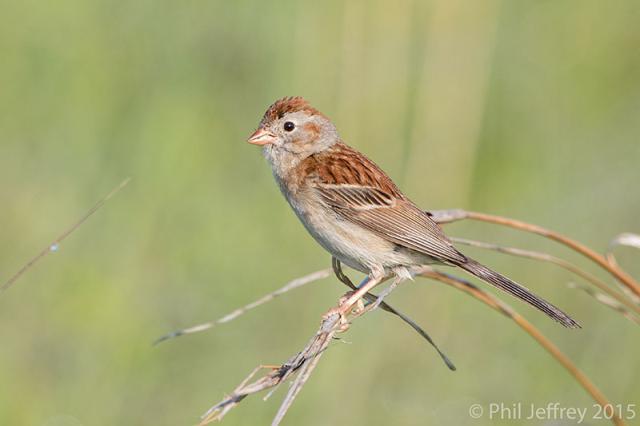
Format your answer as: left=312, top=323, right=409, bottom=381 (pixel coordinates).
left=154, top=269, right=333, bottom=345
left=198, top=211, right=637, bottom=426
left=429, top=209, right=640, bottom=297
left=200, top=274, right=427, bottom=424
left=417, top=267, right=625, bottom=426
left=1, top=177, right=633, bottom=425
left=200, top=267, right=626, bottom=426
left=199, top=309, right=344, bottom=425
left=605, top=233, right=640, bottom=305
left=567, top=282, right=640, bottom=325
left=156, top=263, right=455, bottom=368
left=331, top=257, right=455, bottom=370
left=1, top=178, right=131, bottom=292
left=450, top=237, right=640, bottom=319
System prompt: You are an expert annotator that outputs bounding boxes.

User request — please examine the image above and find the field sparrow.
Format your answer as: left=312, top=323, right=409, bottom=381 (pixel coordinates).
left=248, top=96, right=579, bottom=328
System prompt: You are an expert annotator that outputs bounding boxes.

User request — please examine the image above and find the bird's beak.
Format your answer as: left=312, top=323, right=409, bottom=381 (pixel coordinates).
left=247, top=128, right=277, bottom=146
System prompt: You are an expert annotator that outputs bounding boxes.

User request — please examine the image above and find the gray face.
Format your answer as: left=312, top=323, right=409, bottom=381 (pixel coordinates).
left=264, top=111, right=336, bottom=154
left=261, top=111, right=339, bottom=172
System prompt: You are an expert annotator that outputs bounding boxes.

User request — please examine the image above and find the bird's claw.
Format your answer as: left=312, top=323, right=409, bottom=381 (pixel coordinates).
left=322, top=306, right=350, bottom=332
left=323, top=290, right=367, bottom=333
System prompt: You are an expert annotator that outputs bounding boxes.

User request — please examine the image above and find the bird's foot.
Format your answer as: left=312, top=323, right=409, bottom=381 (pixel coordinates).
left=322, top=291, right=366, bottom=333
left=322, top=306, right=350, bottom=333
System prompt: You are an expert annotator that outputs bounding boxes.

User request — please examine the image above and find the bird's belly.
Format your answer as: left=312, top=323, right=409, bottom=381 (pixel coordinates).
left=288, top=197, right=428, bottom=273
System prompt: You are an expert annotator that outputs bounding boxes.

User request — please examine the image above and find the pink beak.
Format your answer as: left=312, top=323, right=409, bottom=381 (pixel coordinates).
left=247, top=128, right=277, bottom=146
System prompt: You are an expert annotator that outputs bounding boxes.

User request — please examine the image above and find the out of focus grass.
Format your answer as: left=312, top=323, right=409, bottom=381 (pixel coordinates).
left=0, top=1, right=638, bottom=425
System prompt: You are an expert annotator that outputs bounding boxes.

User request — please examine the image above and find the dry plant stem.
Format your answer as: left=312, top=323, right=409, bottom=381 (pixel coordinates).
left=429, top=209, right=640, bottom=297
left=202, top=271, right=408, bottom=424
left=271, top=326, right=333, bottom=426
left=199, top=210, right=637, bottom=424
left=200, top=266, right=625, bottom=426
left=605, top=234, right=640, bottom=305
left=199, top=310, right=344, bottom=425
left=200, top=364, right=274, bottom=421
left=1, top=177, right=131, bottom=292
left=568, top=282, right=640, bottom=325
left=154, top=269, right=332, bottom=345
left=339, top=274, right=385, bottom=313
left=332, top=257, right=456, bottom=370
left=451, top=237, right=640, bottom=318
left=418, top=268, right=625, bottom=426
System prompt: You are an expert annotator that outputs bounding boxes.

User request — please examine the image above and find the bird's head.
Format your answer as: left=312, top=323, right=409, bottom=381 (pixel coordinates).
left=247, top=97, right=338, bottom=164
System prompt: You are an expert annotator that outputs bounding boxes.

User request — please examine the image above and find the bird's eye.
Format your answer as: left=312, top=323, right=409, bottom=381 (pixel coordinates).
left=283, top=121, right=295, bottom=132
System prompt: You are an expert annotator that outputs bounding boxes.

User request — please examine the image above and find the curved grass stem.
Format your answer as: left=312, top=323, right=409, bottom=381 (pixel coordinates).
left=418, top=267, right=625, bottom=426
left=450, top=237, right=640, bottom=319
left=429, top=209, right=640, bottom=297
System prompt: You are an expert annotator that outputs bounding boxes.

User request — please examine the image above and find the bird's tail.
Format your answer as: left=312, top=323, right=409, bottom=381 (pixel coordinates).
left=457, top=259, right=580, bottom=328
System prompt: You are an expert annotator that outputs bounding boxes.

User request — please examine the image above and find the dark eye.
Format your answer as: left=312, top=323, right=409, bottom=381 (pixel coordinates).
left=283, top=121, right=295, bottom=132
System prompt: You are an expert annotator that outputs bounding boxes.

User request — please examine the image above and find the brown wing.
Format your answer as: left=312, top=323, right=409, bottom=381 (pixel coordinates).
left=298, top=144, right=580, bottom=328
left=304, top=143, right=466, bottom=264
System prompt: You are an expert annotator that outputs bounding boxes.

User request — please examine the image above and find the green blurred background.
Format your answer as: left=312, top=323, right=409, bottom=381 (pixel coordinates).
left=1, top=1, right=639, bottom=425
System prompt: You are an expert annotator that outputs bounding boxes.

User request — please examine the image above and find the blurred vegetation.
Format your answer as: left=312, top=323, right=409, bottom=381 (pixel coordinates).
left=1, top=1, right=639, bottom=425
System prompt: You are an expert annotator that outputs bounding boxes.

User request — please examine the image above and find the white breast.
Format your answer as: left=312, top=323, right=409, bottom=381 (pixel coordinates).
left=279, top=179, right=415, bottom=273
left=264, top=146, right=431, bottom=274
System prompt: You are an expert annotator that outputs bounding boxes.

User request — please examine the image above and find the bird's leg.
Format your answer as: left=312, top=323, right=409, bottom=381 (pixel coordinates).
left=330, top=258, right=456, bottom=370
left=331, top=258, right=407, bottom=315
left=337, top=270, right=385, bottom=316
left=324, top=272, right=385, bottom=326
left=352, top=275, right=403, bottom=319
left=327, top=260, right=383, bottom=331
left=325, top=273, right=384, bottom=332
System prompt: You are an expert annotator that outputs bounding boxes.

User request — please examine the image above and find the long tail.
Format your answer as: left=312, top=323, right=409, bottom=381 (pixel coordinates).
left=457, top=259, right=580, bottom=328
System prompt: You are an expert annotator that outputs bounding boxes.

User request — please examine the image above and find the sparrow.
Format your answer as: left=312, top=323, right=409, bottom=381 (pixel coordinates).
left=247, top=96, right=579, bottom=328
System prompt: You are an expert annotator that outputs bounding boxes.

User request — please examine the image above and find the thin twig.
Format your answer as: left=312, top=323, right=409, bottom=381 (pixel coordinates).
left=567, top=282, right=640, bottom=325
left=450, top=237, right=640, bottom=318
left=605, top=233, right=640, bottom=305
left=154, top=269, right=332, bottom=345
left=417, top=267, right=625, bottom=426
left=201, top=271, right=413, bottom=424
left=270, top=318, right=336, bottom=426
left=1, top=178, right=131, bottom=292
left=199, top=310, right=344, bottom=425
left=429, top=209, right=640, bottom=297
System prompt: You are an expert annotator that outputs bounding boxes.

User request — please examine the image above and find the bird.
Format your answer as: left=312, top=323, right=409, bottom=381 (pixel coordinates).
left=247, top=96, right=580, bottom=328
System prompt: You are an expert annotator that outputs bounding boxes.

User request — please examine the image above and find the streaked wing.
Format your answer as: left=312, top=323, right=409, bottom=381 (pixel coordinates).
left=315, top=184, right=466, bottom=264
left=296, top=143, right=579, bottom=328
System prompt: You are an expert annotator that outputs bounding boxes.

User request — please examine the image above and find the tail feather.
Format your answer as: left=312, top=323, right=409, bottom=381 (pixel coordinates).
left=458, top=259, right=580, bottom=328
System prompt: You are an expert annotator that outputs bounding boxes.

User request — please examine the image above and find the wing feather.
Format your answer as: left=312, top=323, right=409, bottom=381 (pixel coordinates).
left=315, top=184, right=466, bottom=264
